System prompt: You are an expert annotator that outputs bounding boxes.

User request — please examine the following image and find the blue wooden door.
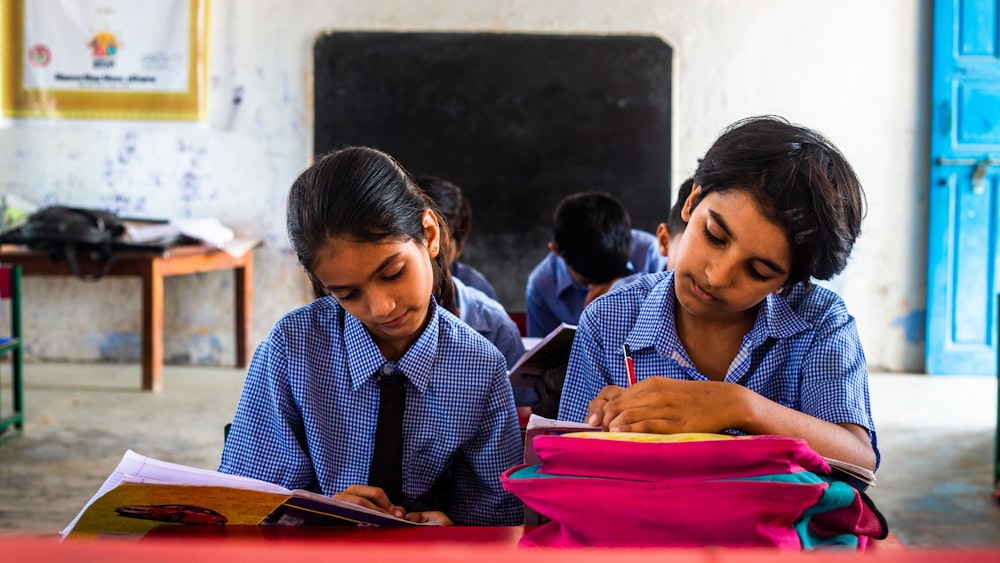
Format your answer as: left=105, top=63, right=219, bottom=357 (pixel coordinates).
left=927, top=0, right=1000, bottom=374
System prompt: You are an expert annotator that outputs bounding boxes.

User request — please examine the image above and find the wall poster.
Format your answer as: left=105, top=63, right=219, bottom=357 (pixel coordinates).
left=1, top=0, right=209, bottom=122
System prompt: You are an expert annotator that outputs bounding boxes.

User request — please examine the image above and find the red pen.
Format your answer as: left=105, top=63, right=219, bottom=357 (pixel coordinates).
left=623, top=344, right=636, bottom=386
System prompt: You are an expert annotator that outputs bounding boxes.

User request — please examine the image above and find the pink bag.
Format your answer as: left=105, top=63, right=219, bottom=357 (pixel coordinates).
left=501, top=432, right=886, bottom=549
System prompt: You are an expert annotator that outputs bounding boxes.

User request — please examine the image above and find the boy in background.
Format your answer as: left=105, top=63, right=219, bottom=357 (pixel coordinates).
left=524, top=191, right=667, bottom=337
left=610, top=177, right=694, bottom=292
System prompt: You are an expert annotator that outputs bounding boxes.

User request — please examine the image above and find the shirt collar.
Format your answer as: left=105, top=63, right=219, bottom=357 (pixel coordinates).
left=625, top=271, right=684, bottom=362
left=622, top=271, right=811, bottom=360
left=757, top=289, right=812, bottom=339
left=554, top=254, right=583, bottom=296
left=344, top=299, right=440, bottom=393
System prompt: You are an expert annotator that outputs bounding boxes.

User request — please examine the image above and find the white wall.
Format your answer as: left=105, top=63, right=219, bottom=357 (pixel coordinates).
left=0, top=0, right=928, bottom=372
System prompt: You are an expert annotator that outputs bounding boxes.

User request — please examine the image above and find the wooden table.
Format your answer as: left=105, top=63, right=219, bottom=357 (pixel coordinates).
left=0, top=242, right=256, bottom=392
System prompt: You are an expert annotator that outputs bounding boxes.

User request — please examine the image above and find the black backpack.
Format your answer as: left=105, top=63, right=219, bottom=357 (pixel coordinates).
left=3, top=206, right=126, bottom=280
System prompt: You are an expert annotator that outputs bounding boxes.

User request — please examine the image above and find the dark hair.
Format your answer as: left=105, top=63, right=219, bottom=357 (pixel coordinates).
left=552, top=191, right=632, bottom=284
left=691, top=115, right=866, bottom=288
left=287, top=146, right=456, bottom=312
left=668, top=177, right=694, bottom=237
left=416, top=175, right=472, bottom=247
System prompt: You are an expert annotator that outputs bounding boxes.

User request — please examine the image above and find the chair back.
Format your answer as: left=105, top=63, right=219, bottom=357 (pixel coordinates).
left=0, top=265, right=12, bottom=298
left=0, top=265, right=21, bottom=339
left=0, top=263, right=23, bottom=444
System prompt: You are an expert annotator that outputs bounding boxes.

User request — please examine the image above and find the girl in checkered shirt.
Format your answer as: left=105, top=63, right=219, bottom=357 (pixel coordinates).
left=220, top=146, right=522, bottom=526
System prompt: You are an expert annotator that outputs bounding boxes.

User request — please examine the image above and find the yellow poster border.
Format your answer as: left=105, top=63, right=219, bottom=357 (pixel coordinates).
left=1, top=0, right=209, bottom=122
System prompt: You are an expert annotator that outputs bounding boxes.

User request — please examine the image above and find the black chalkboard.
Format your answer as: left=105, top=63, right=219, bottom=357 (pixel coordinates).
left=313, top=32, right=672, bottom=310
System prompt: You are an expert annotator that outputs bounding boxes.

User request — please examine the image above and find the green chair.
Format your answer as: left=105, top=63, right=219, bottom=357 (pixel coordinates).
left=0, top=264, right=23, bottom=445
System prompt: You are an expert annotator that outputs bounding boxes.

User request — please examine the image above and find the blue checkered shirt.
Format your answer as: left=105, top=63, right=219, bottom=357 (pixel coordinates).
left=454, top=277, right=536, bottom=406
left=219, top=297, right=524, bottom=525
left=525, top=228, right=668, bottom=337
left=557, top=270, right=880, bottom=468
left=454, top=277, right=525, bottom=370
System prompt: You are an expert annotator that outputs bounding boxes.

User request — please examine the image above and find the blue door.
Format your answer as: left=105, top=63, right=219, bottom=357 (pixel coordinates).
left=927, top=0, right=1000, bottom=374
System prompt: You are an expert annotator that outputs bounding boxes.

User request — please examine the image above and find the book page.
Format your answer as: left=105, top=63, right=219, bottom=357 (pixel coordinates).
left=823, top=457, right=876, bottom=489
left=285, top=489, right=429, bottom=527
left=61, top=449, right=147, bottom=537
left=525, top=413, right=595, bottom=432
left=61, top=449, right=290, bottom=537
left=523, top=414, right=600, bottom=465
left=508, top=323, right=576, bottom=386
left=121, top=454, right=290, bottom=493
left=63, top=450, right=431, bottom=538
left=67, top=482, right=289, bottom=539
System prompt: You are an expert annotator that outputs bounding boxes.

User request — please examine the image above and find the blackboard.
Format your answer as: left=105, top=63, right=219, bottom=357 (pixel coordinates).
left=313, top=32, right=672, bottom=310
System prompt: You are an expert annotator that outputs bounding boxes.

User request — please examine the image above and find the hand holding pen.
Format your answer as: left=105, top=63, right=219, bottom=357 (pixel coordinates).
left=586, top=344, right=637, bottom=427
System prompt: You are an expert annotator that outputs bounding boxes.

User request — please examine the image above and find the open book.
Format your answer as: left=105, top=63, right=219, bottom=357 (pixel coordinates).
left=825, top=458, right=877, bottom=491
left=62, top=450, right=427, bottom=539
left=523, top=414, right=599, bottom=465
left=523, top=415, right=875, bottom=490
left=508, top=323, right=576, bottom=387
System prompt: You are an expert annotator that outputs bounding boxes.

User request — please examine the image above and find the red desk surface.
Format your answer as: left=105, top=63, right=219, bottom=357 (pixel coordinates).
left=141, top=523, right=531, bottom=544
left=3, top=526, right=996, bottom=563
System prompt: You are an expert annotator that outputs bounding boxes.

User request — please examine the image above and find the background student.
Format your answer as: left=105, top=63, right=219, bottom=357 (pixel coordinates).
left=220, top=146, right=523, bottom=526
left=416, top=175, right=534, bottom=405
left=558, top=116, right=879, bottom=472
left=610, top=177, right=693, bottom=291
left=416, top=175, right=499, bottom=302
left=524, top=191, right=668, bottom=337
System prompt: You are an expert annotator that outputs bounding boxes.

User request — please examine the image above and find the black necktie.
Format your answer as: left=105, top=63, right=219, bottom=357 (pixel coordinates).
left=368, top=365, right=406, bottom=507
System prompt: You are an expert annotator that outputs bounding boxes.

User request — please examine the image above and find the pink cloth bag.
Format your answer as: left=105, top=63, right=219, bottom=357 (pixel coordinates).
left=501, top=432, right=884, bottom=549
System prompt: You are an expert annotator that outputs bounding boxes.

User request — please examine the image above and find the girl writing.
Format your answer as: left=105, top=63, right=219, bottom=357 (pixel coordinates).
left=558, top=116, right=878, bottom=472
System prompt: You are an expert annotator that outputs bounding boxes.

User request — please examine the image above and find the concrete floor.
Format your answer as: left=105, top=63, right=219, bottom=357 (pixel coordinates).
left=0, top=363, right=998, bottom=547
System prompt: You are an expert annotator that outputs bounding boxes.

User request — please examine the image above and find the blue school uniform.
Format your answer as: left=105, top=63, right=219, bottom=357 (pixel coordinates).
left=454, top=277, right=536, bottom=406
left=524, top=229, right=667, bottom=337
left=557, top=270, right=880, bottom=468
left=451, top=260, right=499, bottom=302
left=219, top=297, right=523, bottom=525
left=454, top=277, right=524, bottom=370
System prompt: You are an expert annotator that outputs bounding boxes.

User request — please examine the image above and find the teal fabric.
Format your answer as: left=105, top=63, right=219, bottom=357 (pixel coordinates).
left=730, top=472, right=858, bottom=549
left=509, top=465, right=547, bottom=479
left=508, top=464, right=590, bottom=480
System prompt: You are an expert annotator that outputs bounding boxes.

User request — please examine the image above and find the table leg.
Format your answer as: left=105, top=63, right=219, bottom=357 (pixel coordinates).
left=142, top=259, right=165, bottom=392
left=235, top=253, right=253, bottom=368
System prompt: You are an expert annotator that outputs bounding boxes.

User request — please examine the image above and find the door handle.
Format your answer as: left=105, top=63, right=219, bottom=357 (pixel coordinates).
left=936, top=156, right=1000, bottom=194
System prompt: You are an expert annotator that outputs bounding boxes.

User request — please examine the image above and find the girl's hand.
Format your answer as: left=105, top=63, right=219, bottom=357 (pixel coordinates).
left=595, top=376, right=742, bottom=434
left=404, top=510, right=453, bottom=525
left=586, top=384, right=626, bottom=426
left=333, top=484, right=406, bottom=519
left=595, top=377, right=878, bottom=470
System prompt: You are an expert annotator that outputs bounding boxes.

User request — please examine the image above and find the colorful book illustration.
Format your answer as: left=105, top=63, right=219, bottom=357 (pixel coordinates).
left=62, top=450, right=426, bottom=540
